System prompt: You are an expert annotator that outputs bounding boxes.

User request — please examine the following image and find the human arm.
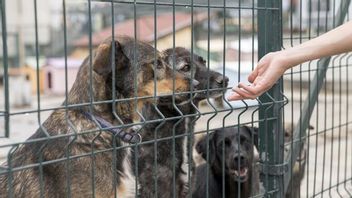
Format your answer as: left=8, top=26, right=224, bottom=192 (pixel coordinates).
left=227, top=21, right=352, bottom=101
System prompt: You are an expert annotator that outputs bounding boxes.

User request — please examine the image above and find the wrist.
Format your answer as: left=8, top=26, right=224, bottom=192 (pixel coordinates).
left=271, top=51, right=294, bottom=71
left=277, top=47, right=310, bottom=70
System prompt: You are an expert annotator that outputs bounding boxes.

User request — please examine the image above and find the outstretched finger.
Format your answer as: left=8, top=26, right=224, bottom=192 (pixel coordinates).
left=248, top=68, right=259, bottom=83
left=232, top=87, right=257, bottom=100
left=237, top=82, right=261, bottom=96
left=227, top=92, right=243, bottom=101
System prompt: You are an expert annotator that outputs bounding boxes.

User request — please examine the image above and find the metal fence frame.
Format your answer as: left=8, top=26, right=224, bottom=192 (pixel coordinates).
left=0, top=0, right=352, bottom=197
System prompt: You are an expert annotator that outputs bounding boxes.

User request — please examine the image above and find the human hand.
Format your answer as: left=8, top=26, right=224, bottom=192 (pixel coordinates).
left=227, top=51, right=289, bottom=101
left=227, top=21, right=352, bottom=101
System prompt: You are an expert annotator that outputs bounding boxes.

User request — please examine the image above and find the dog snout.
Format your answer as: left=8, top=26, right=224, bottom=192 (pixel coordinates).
left=233, top=154, right=246, bottom=166
left=215, top=75, right=229, bottom=87
left=192, top=79, right=200, bottom=88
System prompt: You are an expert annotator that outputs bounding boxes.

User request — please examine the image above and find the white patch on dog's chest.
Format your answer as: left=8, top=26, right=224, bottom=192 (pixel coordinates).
left=116, top=144, right=139, bottom=198
left=180, top=118, right=191, bottom=193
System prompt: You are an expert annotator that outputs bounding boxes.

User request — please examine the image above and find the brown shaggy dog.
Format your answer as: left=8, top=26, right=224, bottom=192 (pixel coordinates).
left=0, top=37, right=192, bottom=198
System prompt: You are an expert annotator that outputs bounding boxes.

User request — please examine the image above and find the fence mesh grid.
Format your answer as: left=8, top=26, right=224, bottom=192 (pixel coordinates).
left=0, top=0, right=351, bottom=197
left=283, top=0, right=352, bottom=197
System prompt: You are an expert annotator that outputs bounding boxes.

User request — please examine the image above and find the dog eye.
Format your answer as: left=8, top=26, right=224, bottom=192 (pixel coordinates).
left=155, top=60, right=163, bottom=69
left=181, top=64, right=190, bottom=72
left=240, top=136, right=248, bottom=142
left=198, top=57, right=206, bottom=65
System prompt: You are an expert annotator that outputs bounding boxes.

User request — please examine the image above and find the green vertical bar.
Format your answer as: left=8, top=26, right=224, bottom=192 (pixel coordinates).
left=1, top=0, right=10, bottom=138
left=258, top=0, right=284, bottom=197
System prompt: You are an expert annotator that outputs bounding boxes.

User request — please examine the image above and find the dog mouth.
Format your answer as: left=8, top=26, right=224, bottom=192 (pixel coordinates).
left=229, top=167, right=249, bottom=182
left=195, top=89, right=225, bottom=100
left=158, top=93, right=198, bottom=105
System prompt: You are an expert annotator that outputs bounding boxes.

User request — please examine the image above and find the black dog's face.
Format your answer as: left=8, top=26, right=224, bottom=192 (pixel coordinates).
left=163, top=47, right=229, bottom=101
left=92, top=37, right=194, bottom=102
left=196, top=127, right=256, bottom=183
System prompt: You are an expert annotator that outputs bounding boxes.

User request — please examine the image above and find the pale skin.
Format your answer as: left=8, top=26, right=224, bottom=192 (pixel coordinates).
left=227, top=21, right=352, bottom=101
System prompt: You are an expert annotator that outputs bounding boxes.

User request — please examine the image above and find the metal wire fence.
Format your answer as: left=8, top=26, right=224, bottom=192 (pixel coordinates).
left=283, top=0, right=352, bottom=197
left=0, top=0, right=351, bottom=197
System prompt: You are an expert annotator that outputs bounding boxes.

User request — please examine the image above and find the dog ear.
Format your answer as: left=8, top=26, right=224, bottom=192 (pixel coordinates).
left=196, top=132, right=216, bottom=164
left=93, top=42, right=112, bottom=75
left=93, top=40, right=129, bottom=76
left=242, top=125, right=259, bottom=149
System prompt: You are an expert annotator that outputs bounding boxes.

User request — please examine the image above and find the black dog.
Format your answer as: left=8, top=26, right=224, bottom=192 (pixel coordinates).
left=136, top=47, right=229, bottom=197
left=193, top=126, right=260, bottom=198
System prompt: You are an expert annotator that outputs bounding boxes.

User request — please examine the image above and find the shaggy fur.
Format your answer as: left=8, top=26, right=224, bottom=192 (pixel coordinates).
left=0, top=37, right=192, bottom=198
left=136, top=47, right=229, bottom=197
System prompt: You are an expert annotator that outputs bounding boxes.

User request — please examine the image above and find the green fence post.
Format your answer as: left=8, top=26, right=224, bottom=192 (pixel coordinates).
left=0, top=0, right=10, bottom=138
left=258, top=0, right=285, bottom=197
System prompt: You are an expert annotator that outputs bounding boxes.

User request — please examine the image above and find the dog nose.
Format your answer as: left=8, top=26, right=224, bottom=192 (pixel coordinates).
left=234, top=154, right=246, bottom=166
left=215, top=76, right=229, bottom=86
left=192, top=79, right=200, bottom=88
